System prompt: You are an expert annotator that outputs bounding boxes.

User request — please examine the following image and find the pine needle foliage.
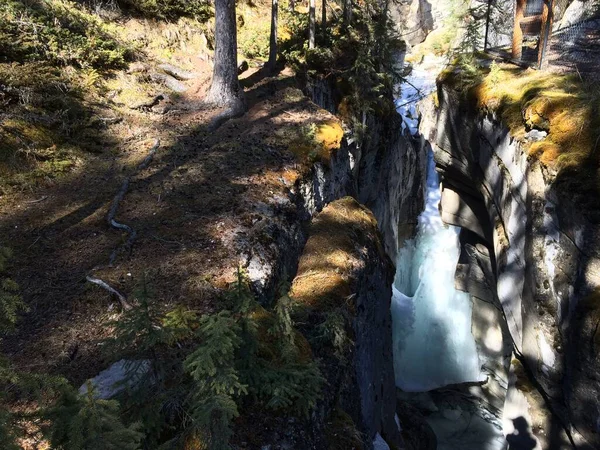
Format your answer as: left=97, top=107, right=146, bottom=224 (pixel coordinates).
left=184, top=311, right=246, bottom=450
left=247, top=360, right=324, bottom=417
left=242, top=281, right=325, bottom=418
left=109, top=275, right=171, bottom=358
left=106, top=274, right=193, bottom=447
left=46, top=381, right=143, bottom=450
left=312, top=308, right=353, bottom=359
left=268, top=282, right=297, bottom=363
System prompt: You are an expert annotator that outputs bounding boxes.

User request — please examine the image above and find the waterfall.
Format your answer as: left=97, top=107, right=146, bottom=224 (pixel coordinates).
left=392, top=66, right=484, bottom=392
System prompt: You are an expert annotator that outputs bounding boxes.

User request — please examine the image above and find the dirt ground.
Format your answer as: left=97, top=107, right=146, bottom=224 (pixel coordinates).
left=0, top=60, right=338, bottom=389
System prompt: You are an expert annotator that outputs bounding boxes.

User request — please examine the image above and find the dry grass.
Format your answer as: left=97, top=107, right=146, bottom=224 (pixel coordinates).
left=290, top=197, right=381, bottom=312
left=471, top=64, right=600, bottom=171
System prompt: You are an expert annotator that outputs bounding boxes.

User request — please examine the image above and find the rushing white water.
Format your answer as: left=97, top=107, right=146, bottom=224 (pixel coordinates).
left=396, top=66, right=435, bottom=135
left=391, top=66, right=484, bottom=392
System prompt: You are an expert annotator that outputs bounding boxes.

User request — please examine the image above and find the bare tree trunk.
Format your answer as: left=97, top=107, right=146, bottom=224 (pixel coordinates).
left=321, top=0, right=326, bottom=31
left=268, top=0, right=279, bottom=69
left=206, top=0, right=244, bottom=108
left=288, top=0, right=295, bottom=12
left=309, top=0, right=316, bottom=48
left=344, top=0, right=352, bottom=25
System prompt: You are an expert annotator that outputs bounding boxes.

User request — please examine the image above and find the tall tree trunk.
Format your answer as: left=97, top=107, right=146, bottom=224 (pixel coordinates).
left=288, top=0, right=295, bottom=12
left=309, top=0, right=315, bottom=48
left=268, top=0, right=278, bottom=69
left=344, top=0, right=352, bottom=25
left=321, top=0, right=326, bottom=31
left=206, top=0, right=244, bottom=107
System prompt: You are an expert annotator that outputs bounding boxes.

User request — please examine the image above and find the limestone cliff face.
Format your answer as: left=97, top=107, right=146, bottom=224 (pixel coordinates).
left=420, top=85, right=600, bottom=449
left=242, top=80, right=425, bottom=448
left=304, top=77, right=427, bottom=262
left=247, top=79, right=425, bottom=304
left=290, top=197, right=403, bottom=449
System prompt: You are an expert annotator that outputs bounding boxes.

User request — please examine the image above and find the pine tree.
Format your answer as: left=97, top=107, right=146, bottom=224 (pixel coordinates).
left=46, top=381, right=143, bottom=450
left=184, top=312, right=247, bottom=450
left=225, top=267, right=258, bottom=370
left=268, top=282, right=297, bottom=363
left=106, top=275, right=192, bottom=447
left=246, top=284, right=325, bottom=418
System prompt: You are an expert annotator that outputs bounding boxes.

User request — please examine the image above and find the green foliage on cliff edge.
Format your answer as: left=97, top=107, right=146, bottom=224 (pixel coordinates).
left=282, top=0, right=403, bottom=122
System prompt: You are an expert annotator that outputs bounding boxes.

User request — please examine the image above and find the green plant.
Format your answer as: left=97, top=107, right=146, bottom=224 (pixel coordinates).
left=184, top=312, right=246, bottom=450
left=242, top=282, right=325, bottom=418
left=488, top=60, right=501, bottom=87
left=106, top=275, right=194, bottom=447
left=312, top=309, right=352, bottom=359
left=118, top=0, right=213, bottom=20
left=45, top=381, right=143, bottom=450
left=0, top=0, right=129, bottom=69
left=268, top=283, right=297, bottom=363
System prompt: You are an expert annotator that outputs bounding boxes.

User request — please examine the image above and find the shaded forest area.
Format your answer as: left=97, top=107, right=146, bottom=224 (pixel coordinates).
left=0, top=0, right=405, bottom=448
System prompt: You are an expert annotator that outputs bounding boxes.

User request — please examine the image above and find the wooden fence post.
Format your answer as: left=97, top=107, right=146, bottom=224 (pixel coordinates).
left=512, top=0, right=526, bottom=59
left=537, top=0, right=554, bottom=69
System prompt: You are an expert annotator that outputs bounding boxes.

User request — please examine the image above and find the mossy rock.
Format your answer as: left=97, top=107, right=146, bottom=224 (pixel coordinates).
left=290, top=197, right=383, bottom=313
left=325, top=407, right=364, bottom=450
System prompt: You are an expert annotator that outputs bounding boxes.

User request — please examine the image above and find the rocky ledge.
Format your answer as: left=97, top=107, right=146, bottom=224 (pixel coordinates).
left=420, top=83, right=600, bottom=449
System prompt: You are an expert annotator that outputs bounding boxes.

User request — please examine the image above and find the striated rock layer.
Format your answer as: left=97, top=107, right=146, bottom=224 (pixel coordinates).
left=420, top=84, right=600, bottom=449
left=290, top=197, right=403, bottom=448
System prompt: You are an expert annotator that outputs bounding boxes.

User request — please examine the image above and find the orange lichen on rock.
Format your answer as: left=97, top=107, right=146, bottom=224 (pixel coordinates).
left=315, top=119, right=344, bottom=152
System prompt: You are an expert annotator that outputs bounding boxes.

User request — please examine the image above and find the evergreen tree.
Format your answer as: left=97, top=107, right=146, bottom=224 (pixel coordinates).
left=106, top=275, right=194, bottom=447
left=268, top=0, right=279, bottom=70
left=184, top=312, right=246, bottom=450
left=206, top=0, right=245, bottom=108
left=46, top=381, right=143, bottom=450
left=268, top=282, right=297, bottom=363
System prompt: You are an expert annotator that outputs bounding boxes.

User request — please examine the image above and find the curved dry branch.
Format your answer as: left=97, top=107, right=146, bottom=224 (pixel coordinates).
left=86, top=275, right=131, bottom=310
left=107, top=139, right=160, bottom=266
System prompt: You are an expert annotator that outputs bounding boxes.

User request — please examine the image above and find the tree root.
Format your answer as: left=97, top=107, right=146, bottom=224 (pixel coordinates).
left=208, top=100, right=246, bottom=131
left=86, top=139, right=160, bottom=310
left=86, top=275, right=131, bottom=310
left=107, top=138, right=160, bottom=265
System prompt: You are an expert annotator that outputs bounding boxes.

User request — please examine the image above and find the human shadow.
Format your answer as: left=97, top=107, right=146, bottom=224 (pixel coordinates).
left=506, top=416, right=537, bottom=450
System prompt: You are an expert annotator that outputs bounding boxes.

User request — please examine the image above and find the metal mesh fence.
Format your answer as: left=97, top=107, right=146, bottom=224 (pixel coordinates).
left=483, top=0, right=600, bottom=73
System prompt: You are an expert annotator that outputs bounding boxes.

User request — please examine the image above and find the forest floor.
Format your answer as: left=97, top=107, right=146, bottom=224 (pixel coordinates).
left=0, top=34, right=340, bottom=401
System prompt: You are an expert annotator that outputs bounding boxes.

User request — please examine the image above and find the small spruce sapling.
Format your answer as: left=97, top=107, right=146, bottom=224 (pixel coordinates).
left=246, top=283, right=325, bottom=417
left=106, top=274, right=183, bottom=446
left=184, top=312, right=246, bottom=450
left=46, top=381, right=143, bottom=450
